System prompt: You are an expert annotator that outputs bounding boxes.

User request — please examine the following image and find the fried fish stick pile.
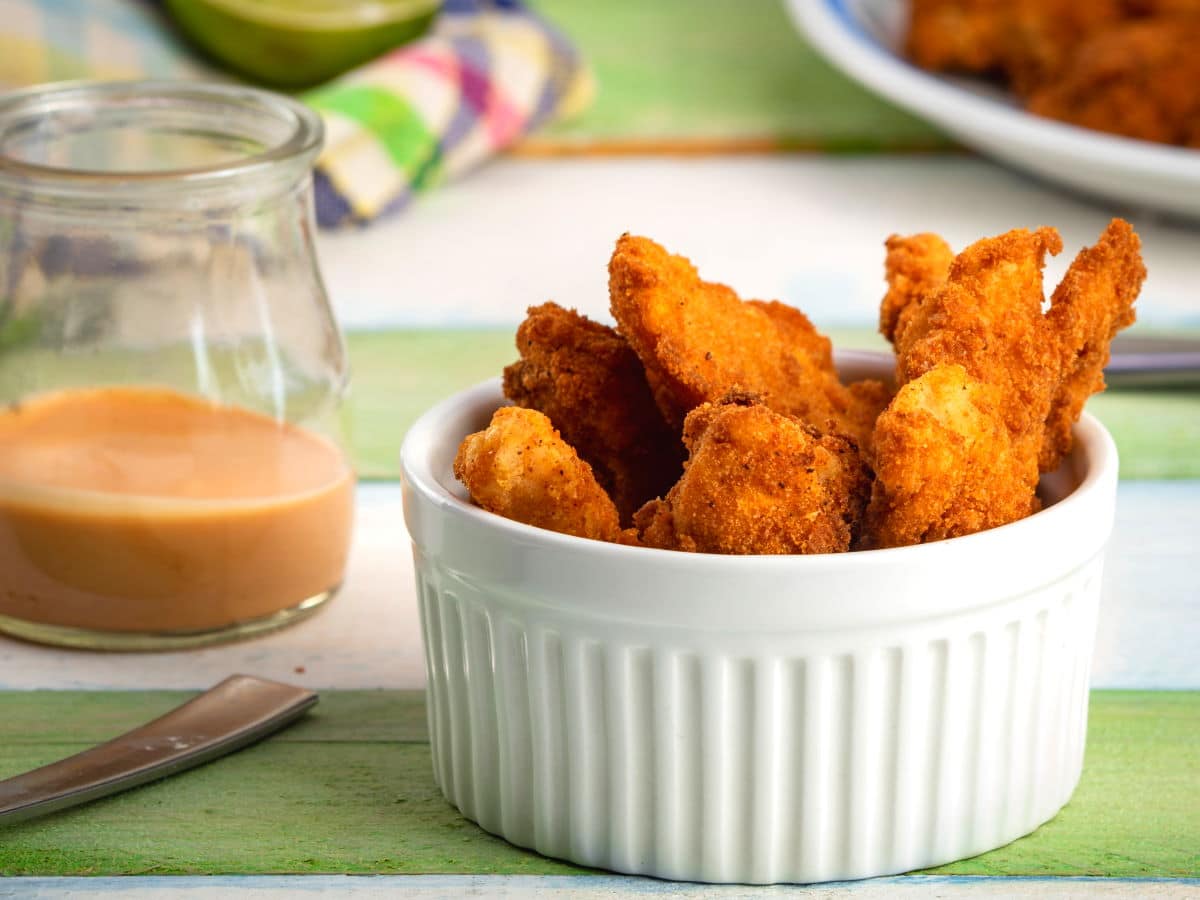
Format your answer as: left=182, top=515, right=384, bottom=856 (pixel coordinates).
left=502, top=302, right=684, bottom=523
left=907, top=0, right=1200, bottom=146
left=454, top=406, right=622, bottom=543
left=453, top=224, right=1142, bottom=555
left=608, top=233, right=887, bottom=448
left=456, top=235, right=884, bottom=555
left=636, top=395, right=871, bottom=555
left=864, top=219, right=1144, bottom=548
left=1026, top=19, right=1200, bottom=148
left=907, top=0, right=1125, bottom=95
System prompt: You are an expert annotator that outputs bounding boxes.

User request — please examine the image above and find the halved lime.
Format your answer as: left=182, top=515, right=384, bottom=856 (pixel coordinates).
left=166, top=0, right=441, bottom=89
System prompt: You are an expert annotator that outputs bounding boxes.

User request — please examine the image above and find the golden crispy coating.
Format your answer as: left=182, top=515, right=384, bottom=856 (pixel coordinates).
left=1026, top=19, right=1200, bottom=147
left=1001, top=1, right=1128, bottom=95
left=906, top=0, right=1009, bottom=74
left=907, top=0, right=1126, bottom=93
left=895, top=226, right=1064, bottom=440
left=908, top=1, right=1200, bottom=147
left=454, top=406, right=621, bottom=542
left=1041, top=219, right=1144, bottom=471
left=867, top=227, right=1061, bottom=546
left=847, top=378, right=895, bottom=442
left=867, top=221, right=1143, bottom=547
left=881, top=232, right=955, bottom=346
left=502, top=302, right=684, bottom=523
left=608, top=233, right=885, bottom=446
left=862, top=365, right=1038, bottom=548
left=460, top=223, right=1143, bottom=554
left=635, top=396, right=871, bottom=555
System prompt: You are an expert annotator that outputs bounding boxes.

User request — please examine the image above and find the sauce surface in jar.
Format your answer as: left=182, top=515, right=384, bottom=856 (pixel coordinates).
left=0, top=386, right=354, bottom=634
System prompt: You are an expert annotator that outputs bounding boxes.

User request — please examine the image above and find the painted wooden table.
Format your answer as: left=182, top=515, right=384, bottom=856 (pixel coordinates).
left=2, top=0, right=1200, bottom=895
left=2, top=155, right=1198, bottom=897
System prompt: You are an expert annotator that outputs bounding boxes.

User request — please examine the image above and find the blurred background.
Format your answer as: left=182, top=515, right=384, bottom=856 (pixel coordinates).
left=1, top=4, right=1196, bottom=871
left=0, top=0, right=1197, bottom=484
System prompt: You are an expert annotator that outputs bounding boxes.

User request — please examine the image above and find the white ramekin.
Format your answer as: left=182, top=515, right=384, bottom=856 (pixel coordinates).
left=400, top=352, right=1118, bottom=884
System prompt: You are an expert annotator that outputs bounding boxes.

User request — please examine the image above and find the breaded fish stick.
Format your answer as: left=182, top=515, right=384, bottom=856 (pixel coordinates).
left=880, top=232, right=954, bottom=346
left=636, top=395, right=871, bottom=555
left=502, top=302, right=683, bottom=523
left=862, top=364, right=1036, bottom=548
left=866, top=221, right=1143, bottom=547
left=1040, top=219, right=1144, bottom=471
left=454, top=406, right=622, bottom=542
left=608, top=233, right=886, bottom=448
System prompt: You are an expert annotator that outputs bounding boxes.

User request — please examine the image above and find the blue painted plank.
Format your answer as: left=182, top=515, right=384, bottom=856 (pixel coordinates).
left=4, top=874, right=1200, bottom=898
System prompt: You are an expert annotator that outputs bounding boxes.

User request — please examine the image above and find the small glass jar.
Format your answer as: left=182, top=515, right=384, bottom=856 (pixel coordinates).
left=0, top=81, right=354, bottom=650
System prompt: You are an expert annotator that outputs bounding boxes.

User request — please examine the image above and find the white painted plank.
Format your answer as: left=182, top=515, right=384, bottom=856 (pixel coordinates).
left=0, top=484, right=423, bottom=692
left=1094, top=482, right=1200, bottom=689
left=0, top=481, right=1195, bottom=691
left=315, top=156, right=1200, bottom=333
left=3, top=874, right=1198, bottom=898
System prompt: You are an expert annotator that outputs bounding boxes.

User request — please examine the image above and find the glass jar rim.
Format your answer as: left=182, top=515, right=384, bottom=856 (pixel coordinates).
left=0, top=80, right=324, bottom=192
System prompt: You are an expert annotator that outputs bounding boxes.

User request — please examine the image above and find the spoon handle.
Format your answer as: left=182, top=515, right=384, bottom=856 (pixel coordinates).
left=0, top=675, right=317, bottom=826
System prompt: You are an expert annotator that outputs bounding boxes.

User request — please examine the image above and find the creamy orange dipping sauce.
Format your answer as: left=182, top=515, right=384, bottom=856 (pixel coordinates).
left=0, top=386, right=354, bottom=634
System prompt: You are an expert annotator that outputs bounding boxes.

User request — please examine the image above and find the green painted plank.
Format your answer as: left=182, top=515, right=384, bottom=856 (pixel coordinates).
left=927, top=691, right=1200, bottom=877
left=528, top=0, right=949, bottom=149
left=346, top=329, right=518, bottom=480
left=1085, top=390, right=1200, bottom=480
left=0, top=691, right=1195, bottom=877
left=0, top=690, right=426, bottom=746
left=0, top=742, right=582, bottom=877
left=343, top=329, right=1200, bottom=481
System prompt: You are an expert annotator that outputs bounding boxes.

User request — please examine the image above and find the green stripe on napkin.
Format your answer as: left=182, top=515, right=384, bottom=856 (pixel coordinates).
left=309, top=85, right=441, bottom=183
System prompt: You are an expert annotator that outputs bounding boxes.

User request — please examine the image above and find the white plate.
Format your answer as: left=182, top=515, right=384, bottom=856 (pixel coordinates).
left=788, top=0, right=1200, bottom=220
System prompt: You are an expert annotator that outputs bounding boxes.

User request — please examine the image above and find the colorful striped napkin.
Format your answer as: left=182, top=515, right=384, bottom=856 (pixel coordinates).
left=0, top=0, right=213, bottom=86
left=0, top=0, right=591, bottom=228
left=306, top=0, right=592, bottom=227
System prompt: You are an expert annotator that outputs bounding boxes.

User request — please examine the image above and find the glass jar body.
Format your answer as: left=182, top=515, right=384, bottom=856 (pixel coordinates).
left=0, top=82, right=353, bottom=649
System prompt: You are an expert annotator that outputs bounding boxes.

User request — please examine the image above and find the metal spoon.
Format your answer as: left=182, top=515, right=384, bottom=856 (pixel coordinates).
left=1104, top=333, right=1200, bottom=388
left=0, top=674, right=317, bottom=826
left=852, top=333, right=1200, bottom=388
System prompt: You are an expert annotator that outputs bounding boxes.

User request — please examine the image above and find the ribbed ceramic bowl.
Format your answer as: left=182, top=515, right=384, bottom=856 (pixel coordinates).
left=400, top=352, right=1118, bottom=884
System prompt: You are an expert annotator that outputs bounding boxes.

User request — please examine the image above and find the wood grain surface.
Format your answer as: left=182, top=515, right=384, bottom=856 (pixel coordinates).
left=523, top=0, right=950, bottom=151
left=341, top=329, right=1200, bottom=479
left=0, top=691, right=1195, bottom=877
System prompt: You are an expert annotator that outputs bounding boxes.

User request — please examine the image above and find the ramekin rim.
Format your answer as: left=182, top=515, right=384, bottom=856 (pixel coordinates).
left=400, top=374, right=1119, bottom=571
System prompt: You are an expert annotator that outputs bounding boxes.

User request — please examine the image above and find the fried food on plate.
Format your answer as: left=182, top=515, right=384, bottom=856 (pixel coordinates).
left=906, top=0, right=1125, bottom=93
left=906, top=0, right=1010, bottom=74
left=454, top=406, right=622, bottom=542
left=865, top=220, right=1143, bottom=548
left=998, top=1, right=1129, bottom=94
left=1041, top=219, right=1144, bottom=470
left=635, top=394, right=871, bottom=555
left=862, top=364, right=1037, bottom=549
left=907, top=1, right=1200, bottom=146
left=608, top=233, right=886, bottom=446
left=880, top=232, right=954, bottom=346
left=502, top=302, right=684, bottom=523
left=1026, top=19, right=1200, bottom=147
